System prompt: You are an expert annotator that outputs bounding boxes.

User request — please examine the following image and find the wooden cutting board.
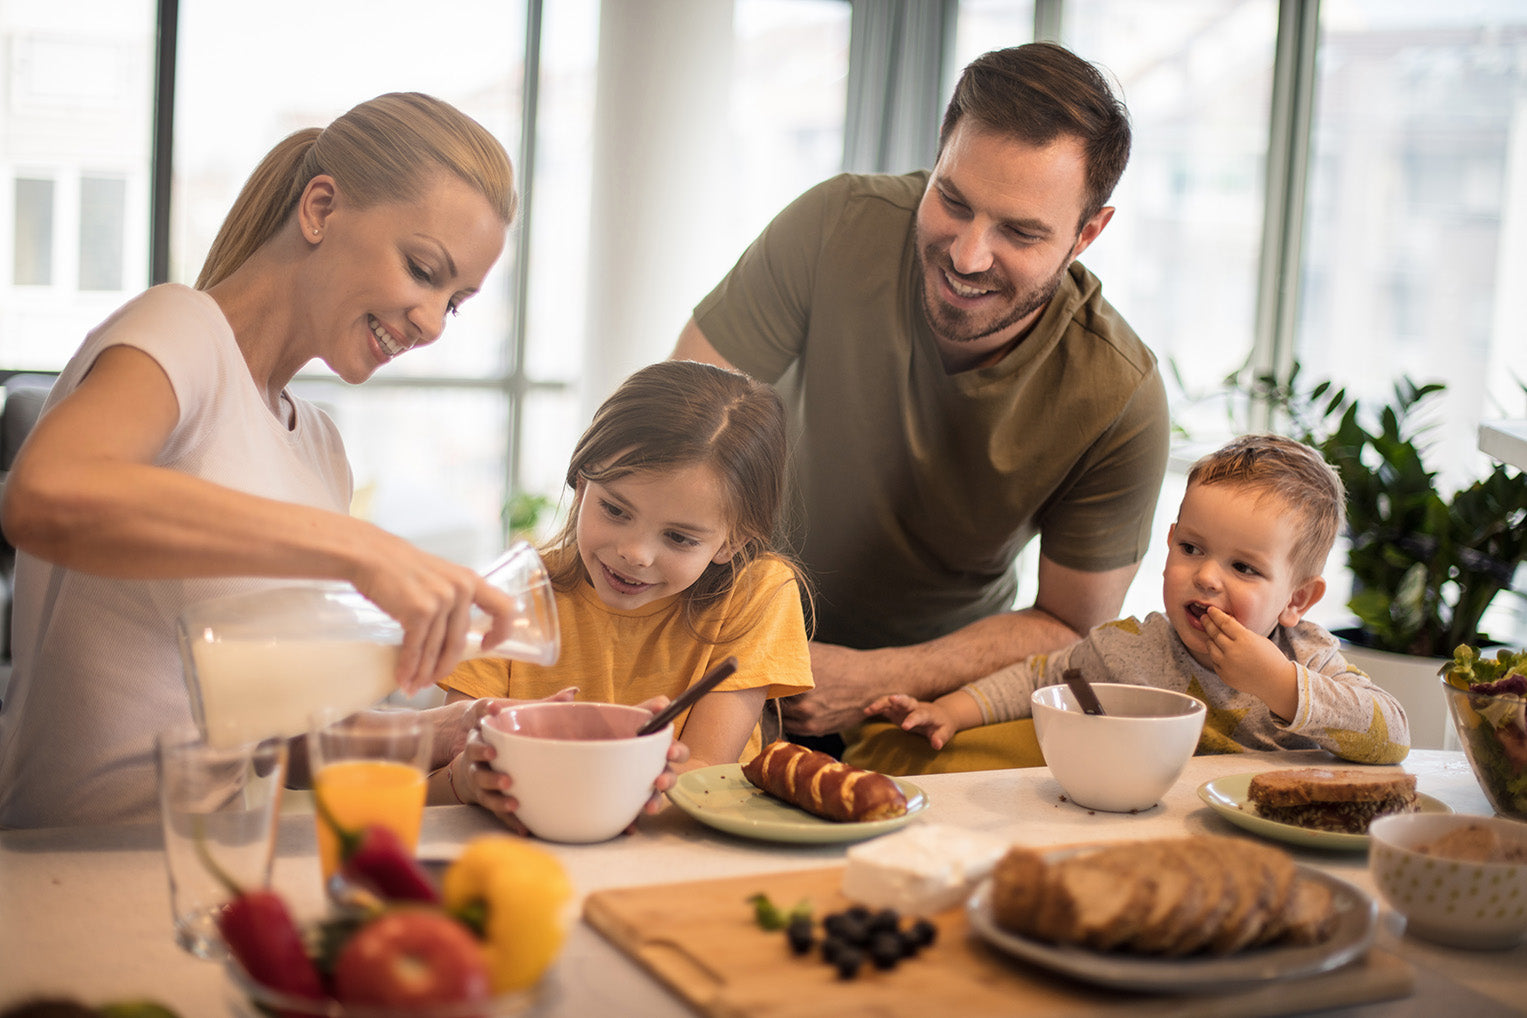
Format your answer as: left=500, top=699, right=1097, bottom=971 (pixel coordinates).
left=583, top=866, right=1413, bottom=1018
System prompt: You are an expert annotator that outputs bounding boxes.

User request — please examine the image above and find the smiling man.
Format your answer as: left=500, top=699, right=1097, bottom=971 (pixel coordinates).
left=671, top=43, right=1170, bottom=772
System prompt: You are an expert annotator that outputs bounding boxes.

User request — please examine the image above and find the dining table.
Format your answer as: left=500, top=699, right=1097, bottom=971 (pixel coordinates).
left=1, top=747, right=1523, bottom=1017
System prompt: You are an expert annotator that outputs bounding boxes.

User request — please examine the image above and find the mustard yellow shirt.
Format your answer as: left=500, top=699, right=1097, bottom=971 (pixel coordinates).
left=440, top=555, right=813, bottom=762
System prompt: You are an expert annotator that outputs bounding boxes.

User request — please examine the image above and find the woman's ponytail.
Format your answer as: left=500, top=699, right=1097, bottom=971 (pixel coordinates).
left=195, top=128, right=321, bottom=290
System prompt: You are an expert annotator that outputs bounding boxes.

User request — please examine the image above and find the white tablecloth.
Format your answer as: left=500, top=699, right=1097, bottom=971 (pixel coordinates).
left=1, top=749, right=1522, bottom=1017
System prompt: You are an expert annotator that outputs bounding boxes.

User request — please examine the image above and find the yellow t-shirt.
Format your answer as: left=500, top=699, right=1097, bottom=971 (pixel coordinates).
left=440, top=554, right=813, bottom=762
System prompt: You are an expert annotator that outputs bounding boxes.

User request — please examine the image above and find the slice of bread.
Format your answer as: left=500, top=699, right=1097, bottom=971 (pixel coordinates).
left=989, top=846, right=1051, bottom=938
left=1247, top=767, right=1416, bottom=806
left=1135, top=838, right=1226, bottom=955
left=1160, top=841, right=1240, bottom=957
left=1273, top=875, right=1339, bottom=946
left=990, top=844, right=1154, bottom=948
left=1247, top=767, right=1418, bottom=834
left=1169, top=837, right=1265, bottom=956
left=1117, top=840, right=1205, bottom=954
left=1206, top=838, right=1297, bottom=954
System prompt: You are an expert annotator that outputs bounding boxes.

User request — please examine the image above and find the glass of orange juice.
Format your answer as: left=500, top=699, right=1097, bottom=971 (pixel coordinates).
left=308, top=706, right=432, bottom=884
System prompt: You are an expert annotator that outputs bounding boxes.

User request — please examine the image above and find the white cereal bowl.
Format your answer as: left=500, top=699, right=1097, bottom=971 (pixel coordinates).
left=1030, top=683, right=1206, bottom=813
left=480, top=702, right=672, bottom=844
left=1368, top=812, right=1527, bottom=949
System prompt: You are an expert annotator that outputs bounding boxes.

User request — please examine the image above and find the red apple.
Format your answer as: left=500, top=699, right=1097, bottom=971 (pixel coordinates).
left=333, top=909, right=492, bottom=1011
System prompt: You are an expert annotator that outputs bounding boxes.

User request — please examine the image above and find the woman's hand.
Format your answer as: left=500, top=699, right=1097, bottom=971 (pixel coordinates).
left=351, top=538, right=520, bottom=696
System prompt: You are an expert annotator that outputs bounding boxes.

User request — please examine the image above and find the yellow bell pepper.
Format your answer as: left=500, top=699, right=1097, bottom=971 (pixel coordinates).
left=443, top=836, right=574, bottom=993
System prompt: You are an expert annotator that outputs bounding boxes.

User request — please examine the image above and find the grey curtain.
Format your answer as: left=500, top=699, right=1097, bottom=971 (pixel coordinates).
left=842, top=0, right=957, bottom=174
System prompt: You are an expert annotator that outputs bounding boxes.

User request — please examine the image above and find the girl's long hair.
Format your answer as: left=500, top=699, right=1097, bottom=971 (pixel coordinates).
left=196, top=92, right=515, bottom=290
left=543, top=360, right=810, bottom=642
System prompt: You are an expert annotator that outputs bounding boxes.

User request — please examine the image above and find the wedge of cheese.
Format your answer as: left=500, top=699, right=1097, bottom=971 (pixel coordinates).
left=841, top=823, right=1009, bottom=915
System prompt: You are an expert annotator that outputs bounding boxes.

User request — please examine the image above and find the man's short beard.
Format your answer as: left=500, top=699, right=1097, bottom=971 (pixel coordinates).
left=918, top=253, right=1069, bottom=347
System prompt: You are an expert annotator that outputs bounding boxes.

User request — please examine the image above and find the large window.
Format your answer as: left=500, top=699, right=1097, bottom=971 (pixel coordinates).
left=168, top=0, right=849, bottom=567
left=516, top=0, right=851, bottom=532
left=0, top=1, right=1519, bottom=638
left=1300, top=1, right=1527, bottom=495
left=1062, top=0, right=1280, bottom=442
left=172, top=0, right=528, bottom=567
left=952, top=2, right=1279, bottom=447
left=0, top=0, right=154, bottom=367
left=950, top=0, right=1525, bottom=634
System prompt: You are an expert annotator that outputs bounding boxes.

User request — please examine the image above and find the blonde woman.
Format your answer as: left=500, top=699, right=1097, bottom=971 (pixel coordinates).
left=0, top=94, right=681, bottom=828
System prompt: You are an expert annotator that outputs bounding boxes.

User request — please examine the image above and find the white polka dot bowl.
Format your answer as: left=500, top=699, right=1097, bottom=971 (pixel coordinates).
left=1368, top=813, right=1527, bottom=949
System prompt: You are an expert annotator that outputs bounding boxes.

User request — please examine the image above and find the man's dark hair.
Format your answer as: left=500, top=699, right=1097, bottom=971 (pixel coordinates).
left=939, top=42, right=1131, bottom=229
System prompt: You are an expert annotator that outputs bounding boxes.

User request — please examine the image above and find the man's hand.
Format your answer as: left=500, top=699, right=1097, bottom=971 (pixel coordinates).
left=781, top=559, right=1135, bottom=739
left=780, top=644, right=888, bottom=736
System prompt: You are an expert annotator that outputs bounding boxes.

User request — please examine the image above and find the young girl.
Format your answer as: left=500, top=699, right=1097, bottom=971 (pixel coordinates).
left=441, top=360, right=814, bottom=822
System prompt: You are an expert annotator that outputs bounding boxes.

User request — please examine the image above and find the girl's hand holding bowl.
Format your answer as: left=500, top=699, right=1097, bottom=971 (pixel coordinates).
left=470, top=698, right=686, bottom=841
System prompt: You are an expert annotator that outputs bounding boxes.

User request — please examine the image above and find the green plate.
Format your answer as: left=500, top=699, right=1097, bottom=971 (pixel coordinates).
left=1197, top=772, right=1452, bottom=851
left=666, top=763, right=928, bottom=844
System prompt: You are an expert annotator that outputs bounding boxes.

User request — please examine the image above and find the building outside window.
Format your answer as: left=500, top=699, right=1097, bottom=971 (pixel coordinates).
left=78, top=175, right=126, bottom=292
left=11, top=178, right=54, bottom=286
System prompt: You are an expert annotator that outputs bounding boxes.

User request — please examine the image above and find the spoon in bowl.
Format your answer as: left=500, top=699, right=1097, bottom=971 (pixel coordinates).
left=1063, top=668, right=1107, bottom=716
left=636, top=656, right=739, bottom=736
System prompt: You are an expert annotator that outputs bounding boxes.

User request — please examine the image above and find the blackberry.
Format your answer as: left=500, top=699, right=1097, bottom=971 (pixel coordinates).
left=824, top=910, right=869, bottom=946
left=785, top=915, right=815, bottom=955
left=907, top=917, right=938, bottom=949
left=869, top=930, right=903, bottom=969
left=833, top=945, right=865, bottom=979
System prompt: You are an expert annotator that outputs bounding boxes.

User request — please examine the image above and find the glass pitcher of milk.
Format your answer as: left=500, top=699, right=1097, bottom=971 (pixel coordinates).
left=178, top=542, right=560, bottom=747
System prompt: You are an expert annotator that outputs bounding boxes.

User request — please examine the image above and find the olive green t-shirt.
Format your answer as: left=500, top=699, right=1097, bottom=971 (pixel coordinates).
left=694, top=172, right=1169, bottom=649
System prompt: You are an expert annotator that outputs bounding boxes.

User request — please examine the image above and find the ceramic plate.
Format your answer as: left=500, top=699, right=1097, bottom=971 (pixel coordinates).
left=966, top=866, right=1376, bottom=993
left=665, top=763, right=927, bottom=844
left=1197, top=773, right=1452, bottom=851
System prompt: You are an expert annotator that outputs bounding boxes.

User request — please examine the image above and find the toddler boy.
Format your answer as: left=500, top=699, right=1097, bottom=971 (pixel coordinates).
left=869, top=435, right=1411, bottom=763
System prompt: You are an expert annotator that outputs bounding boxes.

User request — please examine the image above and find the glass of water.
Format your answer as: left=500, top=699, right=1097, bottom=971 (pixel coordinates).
left=155, top=723, right=287, bottom=959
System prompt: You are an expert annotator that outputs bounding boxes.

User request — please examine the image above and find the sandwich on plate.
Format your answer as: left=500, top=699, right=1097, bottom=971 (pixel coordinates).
left=1246, top=767, right=1418, bottom=834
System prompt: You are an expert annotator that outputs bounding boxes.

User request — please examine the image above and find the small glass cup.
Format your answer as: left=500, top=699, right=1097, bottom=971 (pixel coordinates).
left=472, top=542, right=560, bottom=665
left=308, top=706, right=433, bottom=885
left=155, top=724, right=287, bottom=959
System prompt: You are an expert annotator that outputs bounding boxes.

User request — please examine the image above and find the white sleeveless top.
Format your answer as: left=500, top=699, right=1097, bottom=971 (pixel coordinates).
left=0, top=285, right=351, bottom=827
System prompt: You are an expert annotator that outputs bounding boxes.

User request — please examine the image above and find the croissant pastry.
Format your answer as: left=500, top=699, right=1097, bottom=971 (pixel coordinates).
left=742, top=741, right=908, bottom=822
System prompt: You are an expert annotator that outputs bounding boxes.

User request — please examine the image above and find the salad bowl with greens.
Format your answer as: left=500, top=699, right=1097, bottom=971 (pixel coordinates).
left=1440, top=646, right=1527, bottom=821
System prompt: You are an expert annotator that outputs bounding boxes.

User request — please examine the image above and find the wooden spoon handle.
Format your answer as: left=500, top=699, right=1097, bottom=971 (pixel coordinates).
left=636, top=656, right=739, bottom=736
left=1063, top=668, right=1107, bottom=716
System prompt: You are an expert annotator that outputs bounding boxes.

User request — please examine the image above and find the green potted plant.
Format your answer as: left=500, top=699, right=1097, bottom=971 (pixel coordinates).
left=1235, top=366, right=1527, bottom=748
left=502, top=492, right=556, bottom=545
left=1251, top=368, right=1527, bottom=656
